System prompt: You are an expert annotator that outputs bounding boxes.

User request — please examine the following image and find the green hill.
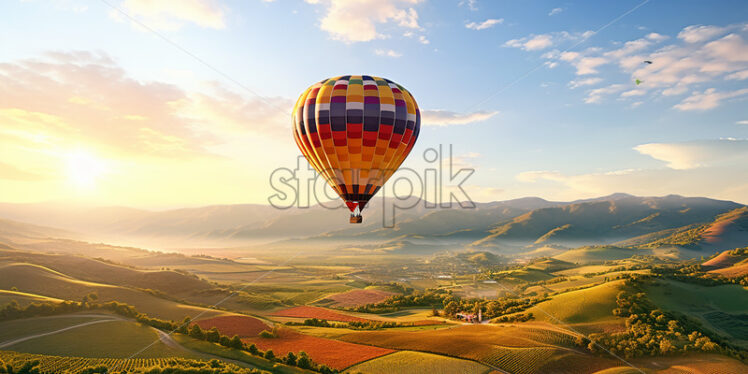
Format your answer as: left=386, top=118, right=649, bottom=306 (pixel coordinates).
left=644, top=279, right=748, bottom=348
left=552, top=246, right=648, bottom=264
left=523, top=280, right=626, bottom=333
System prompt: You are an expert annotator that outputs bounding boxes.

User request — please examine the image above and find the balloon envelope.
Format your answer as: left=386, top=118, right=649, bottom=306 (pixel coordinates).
left=292, top=75, right=421, bottom=222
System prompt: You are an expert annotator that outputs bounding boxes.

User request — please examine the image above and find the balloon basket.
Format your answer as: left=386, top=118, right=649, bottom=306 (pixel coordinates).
left=349, top=215, right=363, bottom=224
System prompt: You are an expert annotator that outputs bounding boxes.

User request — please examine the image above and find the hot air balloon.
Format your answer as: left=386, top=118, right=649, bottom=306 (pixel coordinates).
left=292, top=75, right=421, bottom=224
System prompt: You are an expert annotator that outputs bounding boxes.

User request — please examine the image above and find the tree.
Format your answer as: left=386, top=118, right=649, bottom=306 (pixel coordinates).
left=205, top=327, right=220, bottom=342
left=189, top=324, right=204, bottom=340
left=264, top=349, right=275, bottom=360
left=444, top=301, right=459, bottom=316
left=283, top=352, right=297, bottom=366
left=177, top=317, right=191, bottom=334
left=229, top=335, right=243, bottom=350
left=247, top=343, right=259, bottom=355
left=259, top=329, right=274, bottom=338
left=296, top=352, right=312, bottom=369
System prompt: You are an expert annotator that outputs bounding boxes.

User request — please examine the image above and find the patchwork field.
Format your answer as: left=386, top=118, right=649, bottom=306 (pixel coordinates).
left=335, top=324, right=609, bottom=373
left=347, top=350, right=492, bottom=374
left=270, top=305, right=370, bottom=322
left=243, top=328, right=395, bottom=370
left=319, top=289, right=395, bottom=307
left=192, top=315, right=270, bottom=338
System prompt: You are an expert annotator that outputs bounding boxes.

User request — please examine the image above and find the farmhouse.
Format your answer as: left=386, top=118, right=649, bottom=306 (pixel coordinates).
left=456, top=309, right=482, bottom=323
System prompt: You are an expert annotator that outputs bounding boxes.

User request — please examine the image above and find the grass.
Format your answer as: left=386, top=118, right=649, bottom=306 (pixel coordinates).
left=346, top=351, right=490, bottom=374
left=0, top=315, right=106, bottom=342
left=5, top=320, right=197, bottom=358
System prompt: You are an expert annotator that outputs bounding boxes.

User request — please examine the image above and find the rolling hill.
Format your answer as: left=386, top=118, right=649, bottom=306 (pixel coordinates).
left=0, top=194, right=745, bottom=259
left=635, top=207, right=748, bottom=251
left=472, top=194, right=742, bottom=248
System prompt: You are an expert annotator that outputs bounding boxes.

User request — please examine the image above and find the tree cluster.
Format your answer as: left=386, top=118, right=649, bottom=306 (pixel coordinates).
left=587, top=276, right=746, bottom=361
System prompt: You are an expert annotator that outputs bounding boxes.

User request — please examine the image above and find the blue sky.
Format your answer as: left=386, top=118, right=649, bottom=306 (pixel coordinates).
left=1, top=0, right=747, bottom=207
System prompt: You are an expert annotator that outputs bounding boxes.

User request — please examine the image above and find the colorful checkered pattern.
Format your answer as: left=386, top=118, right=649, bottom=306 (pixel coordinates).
left=293, top=75, right=421, bottom=214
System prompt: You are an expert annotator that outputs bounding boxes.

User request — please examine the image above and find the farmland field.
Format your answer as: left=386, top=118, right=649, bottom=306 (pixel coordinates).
left=347, top=350, right=491, bottom=374
left=192, top=315, right=270, bottom=337
left=336, top=324, right=593, bottom=372
left=523, top=280, right=625, bottom=333
left=0, top=350, right=249, bottom=373
left=320, top=289, right=395, bottom=307
left=243, top=328, right=395, bottom=370
left=270, top=305, right=370, bottom=322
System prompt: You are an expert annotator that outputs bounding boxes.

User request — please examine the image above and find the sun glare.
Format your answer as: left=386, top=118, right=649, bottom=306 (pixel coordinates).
left=66, top=150, right=108, bottom=189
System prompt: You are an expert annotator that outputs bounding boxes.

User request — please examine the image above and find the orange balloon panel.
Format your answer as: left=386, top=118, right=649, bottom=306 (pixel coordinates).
left=292, top=75, right=421, bottom=218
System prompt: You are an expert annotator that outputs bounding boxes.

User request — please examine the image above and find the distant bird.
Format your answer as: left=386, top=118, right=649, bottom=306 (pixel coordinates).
left=643, top=60, right=653, bottom=64
left=635, top=79, right=643, bottom=85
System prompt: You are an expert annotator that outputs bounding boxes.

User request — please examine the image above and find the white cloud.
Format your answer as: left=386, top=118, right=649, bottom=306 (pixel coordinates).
left=737, top=120, right=748, bottom=125
left=726, top=69, right=748, bottom=80
left=634, top=139, right=748, bottom=169
left=505, top=34, right=552, bottom=51
left=620, top=89, right=646, bottom=97
left=459, top=0, right=477, bottom=11
left=465, top=18, right=503, bottom=30
left=374, top=49, right=402, bottom=57
left=584, top=84, right=626, bottom=104
left=673, top=88, right=748, bottom=111
left=0, top=51, right=291, bottom=158
left=678, top=25, right=727, bottom=43
left=646, top=32, right=668, bottom=42
left=529, top=23, right=748, bottom=104
left=119, top=0, right=226, bottom=30
left=568, top=77, right=602, bottom=89
left=504, top=30, right=594, bottom=51
left=420, top=110, right=498, bottom=126
left=548, top=8, right=563, bottom=16
left=306, top=0, right=423, bottom=43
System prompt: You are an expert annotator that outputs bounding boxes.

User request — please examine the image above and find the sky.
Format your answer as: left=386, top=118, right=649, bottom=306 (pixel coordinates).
left=1, top=0, right=747, bottom=208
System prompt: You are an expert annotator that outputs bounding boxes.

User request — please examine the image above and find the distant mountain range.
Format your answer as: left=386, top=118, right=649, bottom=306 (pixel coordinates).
left=0, top=194, right=746, bottom=255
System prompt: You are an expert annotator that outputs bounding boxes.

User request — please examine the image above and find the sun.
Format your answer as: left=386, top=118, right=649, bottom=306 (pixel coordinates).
left=65, top=150, right=108, bottom=189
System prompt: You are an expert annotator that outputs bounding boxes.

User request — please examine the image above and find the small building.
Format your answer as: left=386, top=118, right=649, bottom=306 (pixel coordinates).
left=456, top=310, right=482, bottom=323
